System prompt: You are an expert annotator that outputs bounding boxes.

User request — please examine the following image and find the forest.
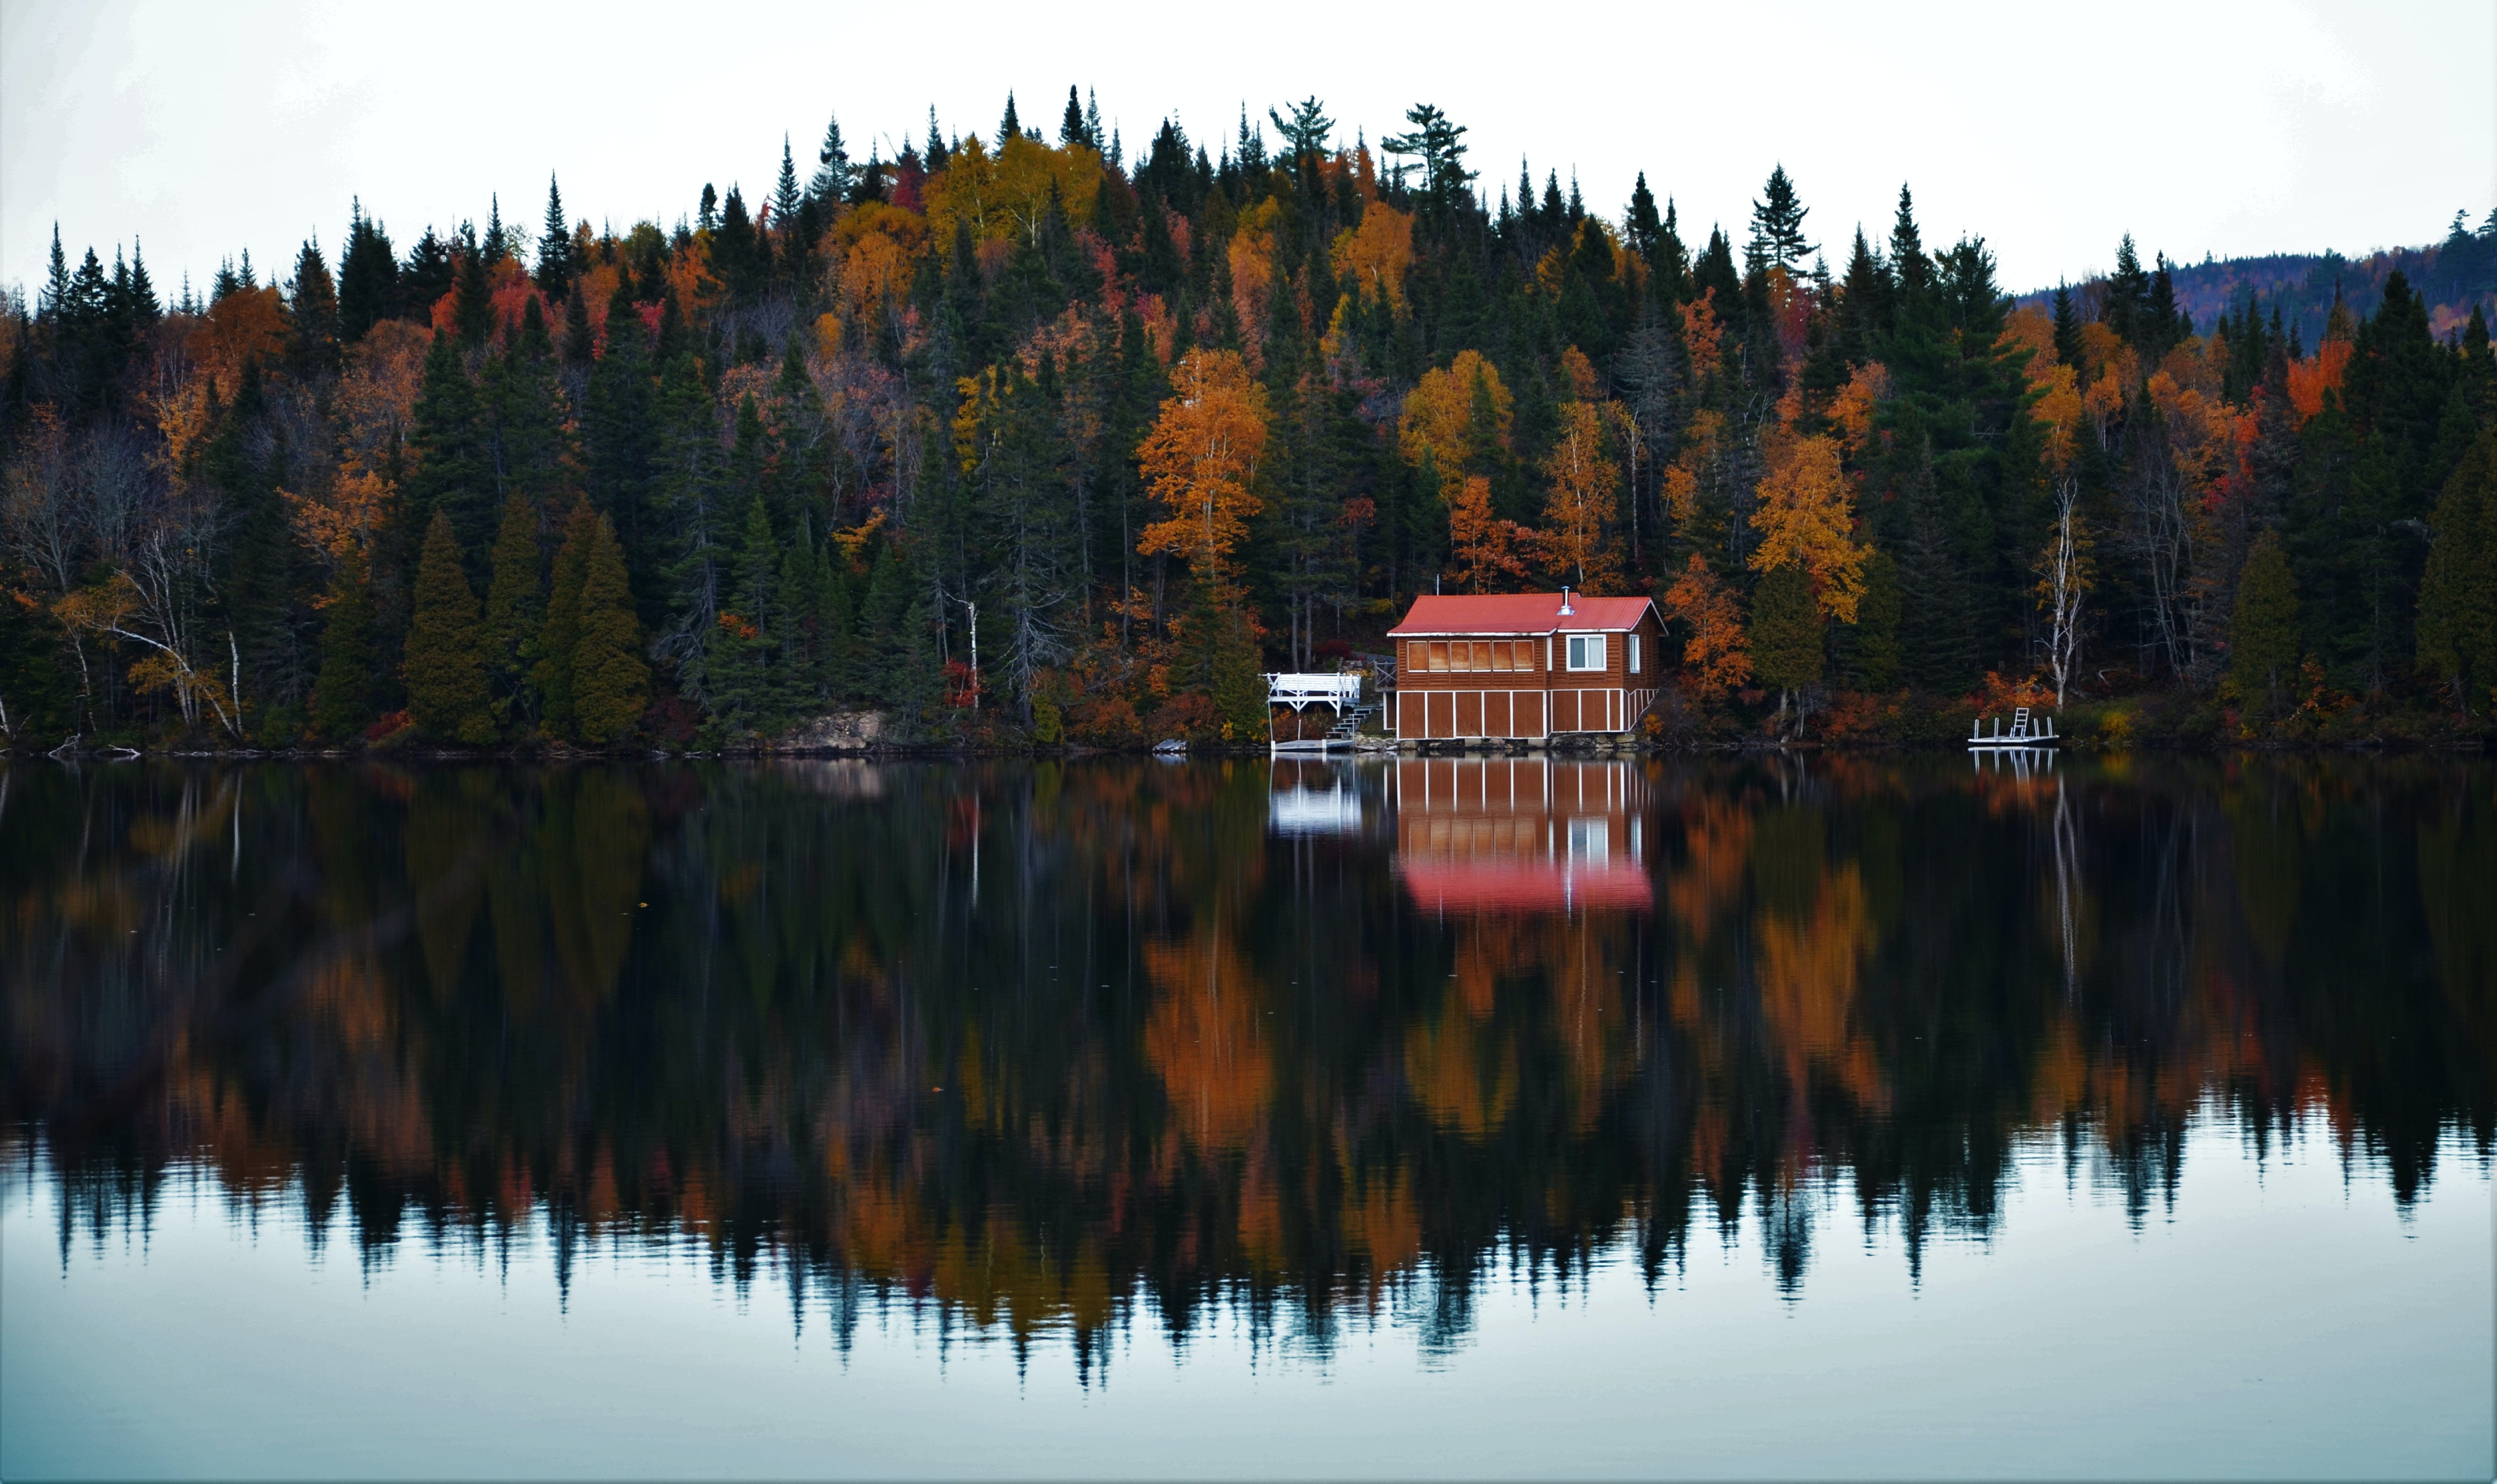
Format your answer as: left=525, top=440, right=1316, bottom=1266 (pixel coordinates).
left=4, top=90, right=2495, bottom=749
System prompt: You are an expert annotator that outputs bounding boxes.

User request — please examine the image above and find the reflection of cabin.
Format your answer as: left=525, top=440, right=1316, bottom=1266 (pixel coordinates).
left=1394, top=758, right=1652, bottom=913
left=1387, top=593, right=1665, bottom=741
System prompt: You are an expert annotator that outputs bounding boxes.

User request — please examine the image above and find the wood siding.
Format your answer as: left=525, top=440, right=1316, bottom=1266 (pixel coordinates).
left=1391, top=609, right=1666, bottom=740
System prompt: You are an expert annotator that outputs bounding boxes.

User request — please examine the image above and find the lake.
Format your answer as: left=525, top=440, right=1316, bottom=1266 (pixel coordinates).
left=2, top=754, right=2490, bottom=1481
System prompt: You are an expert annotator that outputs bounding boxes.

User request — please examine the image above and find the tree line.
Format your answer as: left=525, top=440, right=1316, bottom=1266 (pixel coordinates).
left=4, top=90, right=2495, bottom=748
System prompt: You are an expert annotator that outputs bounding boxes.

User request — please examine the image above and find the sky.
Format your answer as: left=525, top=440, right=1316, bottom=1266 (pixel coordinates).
left=3, top=0, right=2493, bottom=307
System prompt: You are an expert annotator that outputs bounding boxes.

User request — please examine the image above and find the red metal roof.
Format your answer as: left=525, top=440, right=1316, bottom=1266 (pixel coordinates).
left=1388, top=593, right=1656, bottom=636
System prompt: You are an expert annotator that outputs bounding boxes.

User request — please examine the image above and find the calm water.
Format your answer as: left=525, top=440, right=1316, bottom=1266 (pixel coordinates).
left=1, top=754, right=2490, bottom=1481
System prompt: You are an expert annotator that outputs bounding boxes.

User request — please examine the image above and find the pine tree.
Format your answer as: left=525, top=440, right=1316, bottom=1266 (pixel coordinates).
left=2229, top=530, right=2301, bottom=715
left=405, top=511, right=496, bottom=743
left=312, top=554, right=375, bottom=740
left=570, top=509, right=650, bottom=744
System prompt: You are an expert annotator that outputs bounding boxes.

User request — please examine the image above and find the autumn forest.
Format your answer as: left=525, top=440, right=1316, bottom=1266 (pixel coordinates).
left=6, top=91, right=2497, bottom=750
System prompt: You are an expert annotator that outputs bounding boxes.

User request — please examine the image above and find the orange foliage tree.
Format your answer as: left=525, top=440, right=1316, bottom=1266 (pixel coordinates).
left=184, top=286, right=289, bottom=397
left=1447, top=475, right=1535, bottom=593
left=1136, top=349, right=1268, bottom=582
left=1661, top=553, right=1752, bottom=701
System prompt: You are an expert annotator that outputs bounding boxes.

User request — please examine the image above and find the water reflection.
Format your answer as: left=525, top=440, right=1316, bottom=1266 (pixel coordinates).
left=2, top=756, right=2490, bottom=1371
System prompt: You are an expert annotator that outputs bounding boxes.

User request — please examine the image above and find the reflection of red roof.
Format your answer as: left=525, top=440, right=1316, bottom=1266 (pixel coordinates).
left=1396, top=859, right=1653, bottom=914
left=1389, top=593, right=1656, bottom=636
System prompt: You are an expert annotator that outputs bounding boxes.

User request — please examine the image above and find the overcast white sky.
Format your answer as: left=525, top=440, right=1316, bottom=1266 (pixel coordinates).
left=4, top=0, right=2493, bottom=306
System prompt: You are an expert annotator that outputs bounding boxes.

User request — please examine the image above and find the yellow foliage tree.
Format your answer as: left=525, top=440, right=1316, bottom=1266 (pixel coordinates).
left=1541, top=400, right=1620, bottom=590
left=1330, top=204, right=1413, bottom=307
left=924, top=134, right=1103, bottom=244
left=1748, top=431, right=1866, bottom=622
left=1397, top=349, right=1509, bottom=491
left=1136, top=349, right=1268, bottom=581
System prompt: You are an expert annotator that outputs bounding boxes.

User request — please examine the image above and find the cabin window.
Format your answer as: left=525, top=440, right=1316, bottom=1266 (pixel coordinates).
left=1626, top=635, right=1641, bottom=675
left=1409, top=639, right=1428, bottom=672
left=1567, top=818, right=1609, bottom=860
left=1472, top=641, right=1492, bottom=671
left=1449, top=641, right=1470, bottom=673
left=1489, top=642, right=1512, bottom=673
left=1428, top=641, right=1448, bottom=671
left=1565, top=634, right=1606, bottom=671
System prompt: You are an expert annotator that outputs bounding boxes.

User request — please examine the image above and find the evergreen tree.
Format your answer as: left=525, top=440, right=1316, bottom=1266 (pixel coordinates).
left=453, top=241, right=494, bottom=345
left=483, top=491, right=544, bottom=722
left=533, top=502, right=594, bottom=736
left=337, top=202, right=398, bottom=342
left=2417, top=429, right=2497, bottom=713
left=2229, top=529, right=2301, bottom=715
left=404, top=333, right=495, bottom=566
left=312, top=554, right=375, bottom=740
left=405, top=511, right=496, bottom=743
left=537, top=175, right=573, bottom=302
left=288, top=238, right=340, bottom=375
left=401, top=227, right=454, bottom=321
left=1750, top=562, right=1823, bottom=710
left=807, top=112, right=853, bottom=208
left=569, top=509, right=650, bottom=744
left=1745, top=165, right=1813, bottom=274
left=708, top=494, right=782, bottom=736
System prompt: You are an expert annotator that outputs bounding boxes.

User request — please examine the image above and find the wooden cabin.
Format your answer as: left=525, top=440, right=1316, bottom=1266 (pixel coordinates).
left=1394, top=758, right=1652, bottom=913
left=1386, top=593, right=1665, bottom=741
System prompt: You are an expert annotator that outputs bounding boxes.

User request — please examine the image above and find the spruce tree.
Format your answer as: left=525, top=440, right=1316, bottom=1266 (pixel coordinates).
left=1745, top=165, right=1813, bottom=274
left=536, top=175, right=573, bottom=302
left=2229, top=530, right=2302, bottom=715
left=483, top=491, right=544, bottom=719
left=288, top=238, right=340, bottom=375
left=709, top=494, right=780, bottom=736
left=312, top=554, right=375, bottom=740
left=404, top=333, right=494, bottom=565
left=533, top=502, right=594, bottom=736
left=337, top=203, right=397, bottom=342
left=1750, top=562, right=1824, bottom=708
left=570, top=510, right=650, bottom=744
left=406, top=512, right=496, bottom=743
left=2417, top=430, right=2497, bottom=713
left=453, top=243, right=494, bottom=345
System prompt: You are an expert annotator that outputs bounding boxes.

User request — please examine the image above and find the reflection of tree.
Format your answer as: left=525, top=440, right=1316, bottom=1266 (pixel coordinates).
left=2, top=756, right=2489, bottom=1373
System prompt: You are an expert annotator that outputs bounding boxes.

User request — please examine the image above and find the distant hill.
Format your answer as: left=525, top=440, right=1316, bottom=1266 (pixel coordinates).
left=2017, top=211, right=2497, bottom=349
